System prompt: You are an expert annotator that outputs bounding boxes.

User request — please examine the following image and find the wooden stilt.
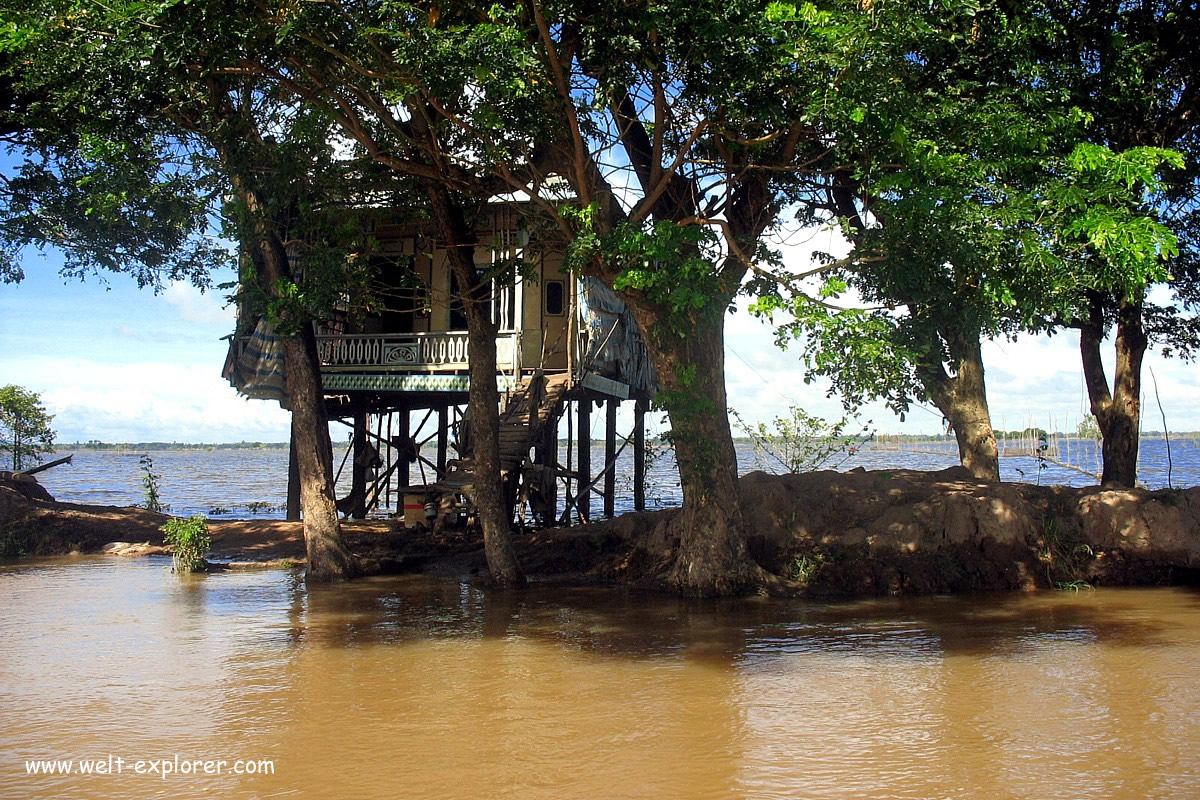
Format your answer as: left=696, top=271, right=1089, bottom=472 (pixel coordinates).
left=578, top=397, right=591, bottom=523
left=397, top=407, right=411, bottom=510
left=351, top=398, right=368, bottom=519
left=563, top=398, right=574, bottom=525
left=286, top=419, right=301, bottom=521
left=604, top=397, right=617, bottom=518
left=542, top=406, right=559, bottom=525
left=385, top=412, right=393, bottom=512
left=634, top=397, right=646, bottom=513
left=437, top=404, right=449, bottom=480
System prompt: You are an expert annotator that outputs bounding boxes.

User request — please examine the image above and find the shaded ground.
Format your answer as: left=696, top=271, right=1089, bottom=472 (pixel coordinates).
left=4, top=467, right=1200, bottom=595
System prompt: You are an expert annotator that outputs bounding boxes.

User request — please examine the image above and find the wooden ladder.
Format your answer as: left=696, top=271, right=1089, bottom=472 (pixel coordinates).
left=431, top=371, right=570, bottom=500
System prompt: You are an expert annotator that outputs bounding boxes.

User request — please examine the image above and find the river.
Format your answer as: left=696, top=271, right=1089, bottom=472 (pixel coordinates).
left=2, top=558, right=1199, bottom=799
left=31, top=437, right=1200, bottom=521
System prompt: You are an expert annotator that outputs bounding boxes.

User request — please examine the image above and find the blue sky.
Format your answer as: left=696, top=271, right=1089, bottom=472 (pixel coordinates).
left=0, top=249, right=291, bottom=442
left=2, top=239, right=1198, bottom=443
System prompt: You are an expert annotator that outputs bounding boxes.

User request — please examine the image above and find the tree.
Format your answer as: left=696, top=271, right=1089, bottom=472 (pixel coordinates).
left=222, top=0, right=813, bottom=593
left=236, top=1, right=540, bottom=587
left=0, top=51, right=226, bottom=289
left=3, top=1, right=364, bottom=579
left=1034, top=0, right=1200, bottom=487
left=1076, top=416, right=1101, bottom=441
left=0, top=385, right=56, bottom=471
left=750, top=0, right=1180, bottom=483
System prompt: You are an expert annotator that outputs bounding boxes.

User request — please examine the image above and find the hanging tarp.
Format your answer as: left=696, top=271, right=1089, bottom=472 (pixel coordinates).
left=222, top=319, right=290, bottom=408
left=578, top=277, right=657, bottom=395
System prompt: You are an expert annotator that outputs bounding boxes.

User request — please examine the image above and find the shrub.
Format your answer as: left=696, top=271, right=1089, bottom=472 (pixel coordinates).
left=161, top=514, right=211, bottom=573
left=139, top=455, right=168, bottom=513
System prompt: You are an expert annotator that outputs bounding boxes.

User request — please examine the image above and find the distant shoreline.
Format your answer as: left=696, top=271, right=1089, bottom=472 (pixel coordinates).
left=58, top=441, right=290, bottom=451
left=53, top=432, right=1200, bottom=452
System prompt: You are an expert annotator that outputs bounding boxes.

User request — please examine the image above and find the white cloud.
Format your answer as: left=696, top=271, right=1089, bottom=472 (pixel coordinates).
left=722, top=293, right=1200, bottom=435
left=4, top=356, right=289, bottom=442
left=162, top=281, right=234, bottom=325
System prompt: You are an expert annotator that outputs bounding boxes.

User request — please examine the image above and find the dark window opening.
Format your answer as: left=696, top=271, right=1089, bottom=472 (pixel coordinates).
left=545, top=280, right=565, bottom=316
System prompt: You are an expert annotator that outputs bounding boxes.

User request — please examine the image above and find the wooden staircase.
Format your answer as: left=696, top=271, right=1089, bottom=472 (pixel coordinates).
left=430, top=372, right=570, bottom=500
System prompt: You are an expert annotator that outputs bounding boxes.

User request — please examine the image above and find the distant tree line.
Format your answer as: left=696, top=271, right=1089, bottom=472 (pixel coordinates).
left=64, top=441, right=289, bottom=451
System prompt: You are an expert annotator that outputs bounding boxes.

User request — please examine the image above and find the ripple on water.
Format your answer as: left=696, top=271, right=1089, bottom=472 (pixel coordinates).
left=3, top=562, right=1200, bottom=799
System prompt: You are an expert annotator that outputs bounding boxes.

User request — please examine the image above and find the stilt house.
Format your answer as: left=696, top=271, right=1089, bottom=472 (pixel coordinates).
left=224, top=204, right=656, bottom=526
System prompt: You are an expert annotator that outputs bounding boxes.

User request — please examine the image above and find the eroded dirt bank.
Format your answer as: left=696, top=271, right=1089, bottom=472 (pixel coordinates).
left=4, top=467, right=1199, bottom=594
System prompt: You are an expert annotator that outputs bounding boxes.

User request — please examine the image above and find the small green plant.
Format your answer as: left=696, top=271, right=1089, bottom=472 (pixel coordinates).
left=1037, top=517, right=1095, bottom=588
left=278, top=558, right=297, bottom=569
left=1055, top=579, right=1096, bottom=592
left=733, top=406, right=874, bottom=474
left=0, top=519, right=27, bottom=557
left=790, top=552, right=825, bottom=583
left=139, top=455, right=168, bottom=513
left=161, top=514, right=211, bottom=573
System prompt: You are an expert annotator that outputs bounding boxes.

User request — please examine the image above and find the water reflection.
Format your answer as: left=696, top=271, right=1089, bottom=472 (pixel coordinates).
left=3, top=559, right=1200, bottom=799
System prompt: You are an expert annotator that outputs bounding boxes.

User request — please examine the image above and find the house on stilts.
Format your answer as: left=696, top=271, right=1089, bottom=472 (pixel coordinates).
left=223, top=203, right=657, bottom=528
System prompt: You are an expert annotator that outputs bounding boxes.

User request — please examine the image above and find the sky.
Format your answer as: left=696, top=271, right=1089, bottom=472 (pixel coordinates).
left=2, top=239, right=1198, bottom=443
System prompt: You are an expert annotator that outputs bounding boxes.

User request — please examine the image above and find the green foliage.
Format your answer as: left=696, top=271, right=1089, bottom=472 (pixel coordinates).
left=161, top=514, right=211, bottom=574
left=0, top=22, right=230, bottom=288
left=139, top=455, right=167, bottom=514
left=790, top=551, right=826, bottom=584
left=1003, top=428, right=1049, bottom=441
left=748, top=0, right=1185, bottom=421
left=1036, top=517, right=1095, bottom=589
left=733, top=406, right=874, bottom=474
left=1076, top=416, right=1102, bottom=441
left=0, top=385, right=56, bottom=471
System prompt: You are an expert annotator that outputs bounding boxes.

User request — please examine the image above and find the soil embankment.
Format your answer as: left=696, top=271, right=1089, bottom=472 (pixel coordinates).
left=4, top=468, right=1199, bottom=594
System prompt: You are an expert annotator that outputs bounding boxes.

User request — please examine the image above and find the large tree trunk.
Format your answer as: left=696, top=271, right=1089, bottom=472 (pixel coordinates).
left=918, top=328, right=1000, bottom=481
left=246, top=198, right=359, bottom=581
left=1080, top=293, right=1146, bottom=487
left=426, top=185, right=525, bottom=588
left=281, top=327, right=360, bottom=581
left=629, top=305, right=761, bottom=596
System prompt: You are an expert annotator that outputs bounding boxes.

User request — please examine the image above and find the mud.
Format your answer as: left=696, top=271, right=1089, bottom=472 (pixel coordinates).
left=4, top=468, right=1199, bottom=595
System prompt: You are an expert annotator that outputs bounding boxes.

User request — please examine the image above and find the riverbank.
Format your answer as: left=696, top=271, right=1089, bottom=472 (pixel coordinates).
left=4, top=467, right=1199, bottom=594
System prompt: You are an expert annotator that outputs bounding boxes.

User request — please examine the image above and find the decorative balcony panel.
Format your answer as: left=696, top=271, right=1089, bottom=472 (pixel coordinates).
left=315, top=332, right=520, bottom=373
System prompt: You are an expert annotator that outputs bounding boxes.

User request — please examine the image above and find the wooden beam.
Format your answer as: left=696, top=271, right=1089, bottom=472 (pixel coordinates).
left=14, top=454, right=72, bottom=476
left=437, top=404, right=449, bottom=479
left=397, top=408, right=411, bottom=494
left=634, top=398, right=646, bottom=512
left=604, top=398, right=617, bottom=517
left=351, top=399, right=368, bottom=519
left=578, top=397, right=591, bottom=523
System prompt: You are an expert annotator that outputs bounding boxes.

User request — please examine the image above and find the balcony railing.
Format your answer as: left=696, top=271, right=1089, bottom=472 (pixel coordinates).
left=315, top=331, right=521, bottom=373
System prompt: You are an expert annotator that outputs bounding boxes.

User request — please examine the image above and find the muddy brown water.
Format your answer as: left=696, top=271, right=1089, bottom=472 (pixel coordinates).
left=3, top=557, right=1200, bottom=799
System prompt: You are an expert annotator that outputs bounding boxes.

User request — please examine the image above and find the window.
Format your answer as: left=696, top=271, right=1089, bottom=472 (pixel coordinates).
left=545, top=280, right=565, bottom=316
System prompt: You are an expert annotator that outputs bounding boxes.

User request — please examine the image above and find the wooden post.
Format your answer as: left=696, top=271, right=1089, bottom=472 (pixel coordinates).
left=397, top=407, right=411, bottom=502
left=437, top=404, right=449, bottom=480
left=351, top=398, right=368, bottom=519
left=286, top=419, right=301, bottom=521
left=578, top=396, right=591, bottom=523
left=542, top=406, right=559, bottom=525
left=634, top=398, right=646, bottom=512
left=604, top=397, right=617, bottom=518
left=563, top=398, right=574, bottom=525
left=385, top=412, right=393, bottom=512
